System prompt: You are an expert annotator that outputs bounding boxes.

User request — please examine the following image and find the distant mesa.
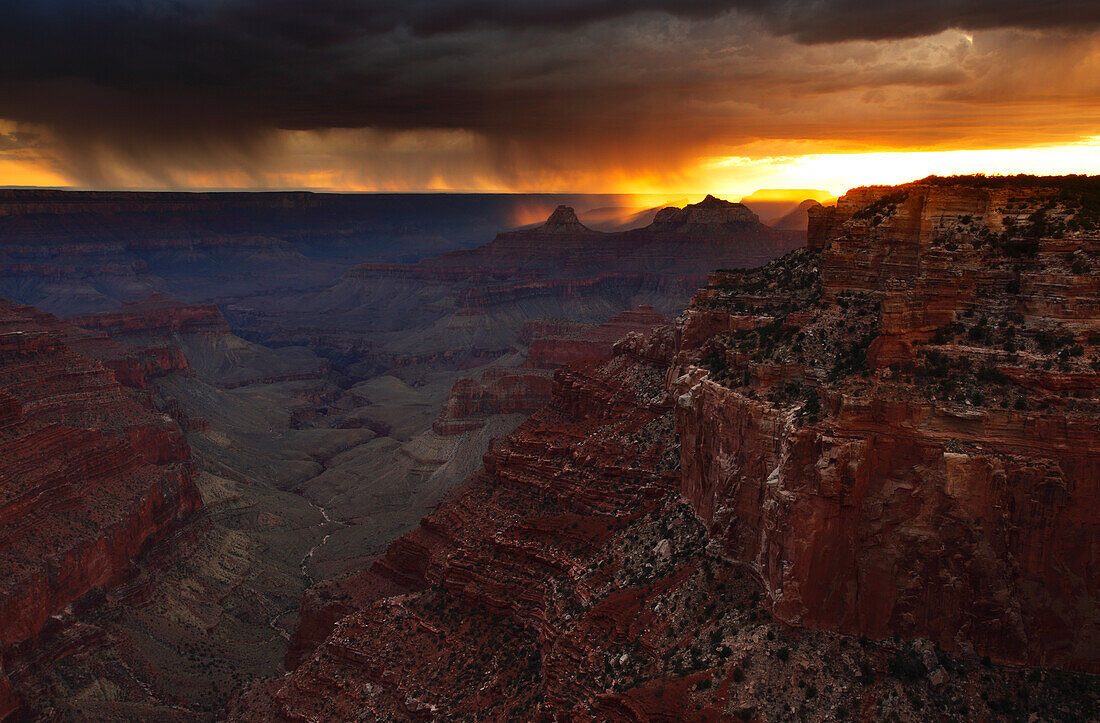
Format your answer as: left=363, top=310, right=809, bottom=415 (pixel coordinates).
left=740, top=188, right=836, bottom=204
left=740, top=188, right=836, bottom=231
left=368, top=193, right=800, bottom=289
left=769, top=198, right=825, bottom=231
left=650, top=194, right=760, bottom=230
left=536, top=196, right=759, bottom=234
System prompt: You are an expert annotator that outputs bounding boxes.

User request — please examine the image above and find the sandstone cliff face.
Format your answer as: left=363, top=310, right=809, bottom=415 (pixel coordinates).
left=0, top=665, right=14, bottom=722
left=234, top=178, right=1099, bottom=720
left=433, top=369, right=555, bottom=435
left=0, top=299, right=202, bottom=708
left=678, top=178, right=1098, bottom=671
left=524, top=305, right=670, bottom=370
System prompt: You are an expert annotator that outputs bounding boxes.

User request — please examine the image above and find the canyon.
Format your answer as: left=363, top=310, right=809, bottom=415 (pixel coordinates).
left=4, top=2, right=1098, bottom=720
left=233, top=176, right=1099, bottom=720
left=0, top=179, right=1096, bottom=719
left=0, top=191, right=812, bottom=717
left=0, top=190, right=666, bottom=317
left=227, top=196, right=802, bottom=376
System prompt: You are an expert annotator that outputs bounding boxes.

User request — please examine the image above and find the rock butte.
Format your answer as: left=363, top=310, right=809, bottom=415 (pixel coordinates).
left=231, top=177, right=1099, bottom=720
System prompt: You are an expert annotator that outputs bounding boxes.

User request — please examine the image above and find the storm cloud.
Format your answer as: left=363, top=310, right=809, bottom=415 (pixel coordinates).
left=1, top=1, right=1098, bottom=187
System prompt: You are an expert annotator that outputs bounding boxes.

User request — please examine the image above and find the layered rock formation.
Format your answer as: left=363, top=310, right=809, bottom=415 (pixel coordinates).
left=0, top=300, right=202, bottom=715
left=0, top=191, right=635, bottom=317
left=70, top=294, right=329, bottom=390
left=433, top=306, right=671, bottom=435
left=523, top=305, right=671, bottom=370
left=433, top=369, right=555, bottom=435
left=234, top=195, right=801, bottom=373
left=420, top=195, right=792, bottom=278
left=2, top=293, right=381, bottom=718
left=233, top=176, right=1099, bottom=720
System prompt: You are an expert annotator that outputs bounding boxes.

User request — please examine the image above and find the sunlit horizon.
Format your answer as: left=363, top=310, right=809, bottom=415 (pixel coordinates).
left=2, top=119, right=1099, bottom=202
left=3, top=142, right=1098, bottom=203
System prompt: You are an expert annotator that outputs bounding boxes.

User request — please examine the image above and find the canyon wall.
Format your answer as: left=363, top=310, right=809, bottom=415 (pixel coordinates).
left=679, top=179, right=1098, bottom=670
left=433, top=306, right=671, bottom=435
left=0, top=300, right=202, bottom=714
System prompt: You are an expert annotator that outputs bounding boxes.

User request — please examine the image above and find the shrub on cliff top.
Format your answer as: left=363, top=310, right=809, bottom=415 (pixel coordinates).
left=996, top=234, right=1040, bottom=258
left=798, top=390, right=822, bottom=424
left=701, top=350, right=729, bottom=377
left=853, top=191, right=908, bottom=221
left=887, top=647, right=927, bottom=680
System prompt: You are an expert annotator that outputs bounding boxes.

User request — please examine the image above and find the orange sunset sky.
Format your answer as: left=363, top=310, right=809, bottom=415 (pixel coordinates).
left=1, top=3, right=1098, bottom=198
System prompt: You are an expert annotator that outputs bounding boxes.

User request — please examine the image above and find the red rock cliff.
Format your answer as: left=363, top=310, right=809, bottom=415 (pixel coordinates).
left=678, top=177, right=1099, bottom=670
left=433, top=305, right=671, bottom=435
left=0, top=299, right=202, bottom=710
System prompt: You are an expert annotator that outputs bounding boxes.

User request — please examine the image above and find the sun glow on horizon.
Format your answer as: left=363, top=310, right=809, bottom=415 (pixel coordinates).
left=2, top=120, right=1100, bottom=200
left=703, top=138, right=1100, bottom=199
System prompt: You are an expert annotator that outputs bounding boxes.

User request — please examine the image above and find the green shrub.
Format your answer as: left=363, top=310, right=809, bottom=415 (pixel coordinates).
left=977, top=364, right=1008, bottom=384
left=887, top=648, right=927, bottom=680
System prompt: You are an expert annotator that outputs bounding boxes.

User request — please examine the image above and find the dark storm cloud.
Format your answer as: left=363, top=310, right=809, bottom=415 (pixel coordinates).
left=3, top=1, right=1096, bottom=94
left=331, top=0, right=1100, bottom=41
left=771, top=1, right=1100, bottom=43
left=0, top=1, right=1097, bottom=185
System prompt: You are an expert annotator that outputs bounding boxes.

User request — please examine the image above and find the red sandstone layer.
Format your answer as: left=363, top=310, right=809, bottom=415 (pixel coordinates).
left=66, top=293, right=230, bottom=338
left=524, top=305, right=671, bottom=370
left=0, top=299, right=202, bottom=712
